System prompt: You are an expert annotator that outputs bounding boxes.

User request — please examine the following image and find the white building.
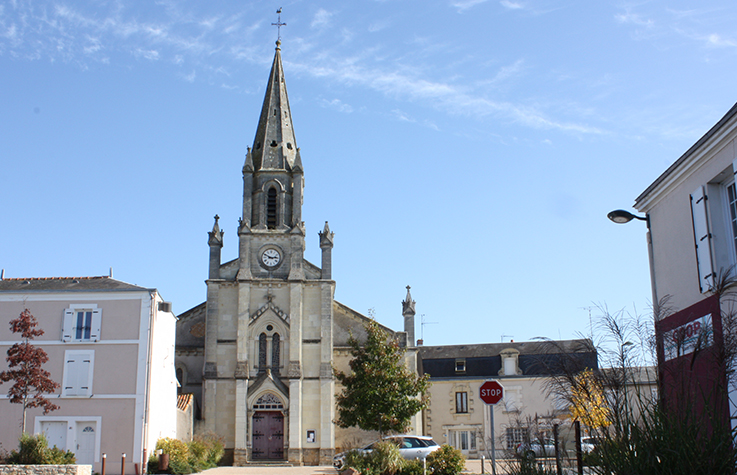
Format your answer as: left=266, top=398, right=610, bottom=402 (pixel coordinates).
left=633, top=100, right=737, bottom=428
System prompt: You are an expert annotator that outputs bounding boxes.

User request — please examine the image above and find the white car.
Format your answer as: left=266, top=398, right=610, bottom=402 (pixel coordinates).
left=516, top=439, right=557, bottom=458
left=580, top=436, right=598, bottom=454
left=333, top=435, right=441, bottom=470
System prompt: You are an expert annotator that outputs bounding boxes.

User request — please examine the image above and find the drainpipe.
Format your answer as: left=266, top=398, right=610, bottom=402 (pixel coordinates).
left=141, top=291, right=156, bottom=473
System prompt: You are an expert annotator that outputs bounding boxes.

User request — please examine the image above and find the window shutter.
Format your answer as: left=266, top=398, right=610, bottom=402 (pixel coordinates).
left=64, top=352, right=93, bottom=396
left=62, top=309, right=75, bottom=342
left=79, top=357, right=92, bottom=395
left=64, top=355, right=80, bottom=395
left=90, top=309, right=102, bottom=342
left=691, top=185, right=714, bottom=293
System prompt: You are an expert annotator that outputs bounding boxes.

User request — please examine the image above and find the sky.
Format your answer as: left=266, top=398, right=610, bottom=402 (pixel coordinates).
left=2, top=0, right=737, bottom=347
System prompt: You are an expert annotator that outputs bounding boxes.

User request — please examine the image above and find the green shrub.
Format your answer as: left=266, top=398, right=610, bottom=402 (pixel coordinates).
left=398, top=458, right=425, bottom=475
left=155, top=438, right=190, bottom=464
left=4, top=433, right=75, bottom=465
left=369, top=441, right=404, bottom=475
left=193, top=432, right=224, bottom=468
left=148, top=434, right=225, bottom=474
left=425, top=444, right=465, bottom=475
left=45, top=446, right=76, bottom=465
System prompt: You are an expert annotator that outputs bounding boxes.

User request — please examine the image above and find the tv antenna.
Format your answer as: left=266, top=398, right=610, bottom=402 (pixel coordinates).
left=500, top=334, right=513, bottom=342
left=272, top=8, right=286, bottom=42
left=420, top=314, right=438, bottom=342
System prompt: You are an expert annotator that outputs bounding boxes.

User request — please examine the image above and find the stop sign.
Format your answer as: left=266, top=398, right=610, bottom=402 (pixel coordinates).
left=479, top=380, right=504, bottom=405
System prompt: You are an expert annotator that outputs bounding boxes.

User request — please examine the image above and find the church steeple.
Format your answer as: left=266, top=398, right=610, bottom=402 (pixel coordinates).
left=250, top=40, right=298, bottom=171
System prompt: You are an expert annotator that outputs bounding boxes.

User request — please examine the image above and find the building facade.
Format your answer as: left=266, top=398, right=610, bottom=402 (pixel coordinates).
left=633, top=100, right=737, bottom=428
left=174, top=41, right=420, bottom=466
left=0, top=276, right=177, bottom=474
left=419, top=340, right=597, bottom=458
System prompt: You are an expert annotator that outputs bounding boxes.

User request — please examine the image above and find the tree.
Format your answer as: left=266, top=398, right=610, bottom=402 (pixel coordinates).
left=569, top=368, right=610, bottom=429
left=334, top=318, right=430, bottom=435
left=0, top=309, right=60, bottom=433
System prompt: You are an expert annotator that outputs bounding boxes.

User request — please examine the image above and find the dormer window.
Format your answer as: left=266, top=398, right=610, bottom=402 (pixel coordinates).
left=267, top=187, right=277, bottom=229
left=499, top=348, right=521, bottom=376
left=455, top=359, right=466, bottom=373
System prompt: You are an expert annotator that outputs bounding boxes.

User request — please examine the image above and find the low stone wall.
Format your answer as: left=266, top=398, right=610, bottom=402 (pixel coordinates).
left=0, top=465, right=91, bottom=475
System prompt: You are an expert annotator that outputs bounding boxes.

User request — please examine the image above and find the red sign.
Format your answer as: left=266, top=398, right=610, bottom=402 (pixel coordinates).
left=479, top=380, right=504, bottom=405
left=655, top=294, right=729, bottom=428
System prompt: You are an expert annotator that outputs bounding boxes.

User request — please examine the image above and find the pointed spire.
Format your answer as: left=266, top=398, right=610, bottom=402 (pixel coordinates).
left=319, top=221, right=334, bottom=248
left=208, top=215, right=224, bottom=246
left=250, top=41, right=298, bottom=171
left=402, top=285, right=416, bottom=316
left=243, top=146, right=254, bottom=173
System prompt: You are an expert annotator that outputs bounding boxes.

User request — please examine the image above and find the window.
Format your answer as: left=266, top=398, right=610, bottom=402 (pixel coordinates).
left=455, top=359, right=466, bottom=373
left=267, top=187, right=277, bottom=229
left=455, top=392, right=468, bottom=413
left=505, top=427, right=526, bottom=450
left=449, top=430, right=476, bottom=452
left=62, top=305, right=101, bottom=342
left=271, top=333, right=281, bottom=374
left=62, top=350, right=94, bottom=397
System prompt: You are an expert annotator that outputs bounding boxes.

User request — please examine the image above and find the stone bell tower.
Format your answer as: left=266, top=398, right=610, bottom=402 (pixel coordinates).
left=201, top=39, right=337, bottom=466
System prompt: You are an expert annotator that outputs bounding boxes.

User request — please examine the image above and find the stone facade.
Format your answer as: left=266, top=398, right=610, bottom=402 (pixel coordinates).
left=174, top=41, right=421, bottom=466
left=0, top=466, right=91, bottom=475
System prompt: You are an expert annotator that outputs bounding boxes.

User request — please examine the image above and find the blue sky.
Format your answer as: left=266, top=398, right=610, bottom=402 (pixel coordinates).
left=2, top=0, right=736, bottom=346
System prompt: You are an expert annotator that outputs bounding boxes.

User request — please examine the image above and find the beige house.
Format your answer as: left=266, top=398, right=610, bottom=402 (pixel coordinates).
left=632, top=100, right=737, bottom=428
left=419, top=340, right=597, bottom=458
left=0, top=276, right=178, bottom=474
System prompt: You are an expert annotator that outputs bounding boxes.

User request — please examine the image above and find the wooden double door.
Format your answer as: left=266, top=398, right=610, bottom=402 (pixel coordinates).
left=252, top=411, right=285, bottom=460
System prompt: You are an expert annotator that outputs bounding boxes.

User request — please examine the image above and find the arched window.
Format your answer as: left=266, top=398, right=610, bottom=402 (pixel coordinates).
left=267, top=187, right=278, bottom=229
left=258, top=333, right=267, bottom=372
left=272, top=333, right=280, bottom=374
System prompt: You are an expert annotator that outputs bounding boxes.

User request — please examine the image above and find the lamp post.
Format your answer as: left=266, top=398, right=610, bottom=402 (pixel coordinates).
left=606, top=208, right=658, bottom=310
left=607, top=209, right=647, bottom=225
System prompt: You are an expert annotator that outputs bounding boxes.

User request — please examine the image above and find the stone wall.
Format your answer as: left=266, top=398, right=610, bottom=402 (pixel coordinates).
left=0, top=466, right=91, bottom=475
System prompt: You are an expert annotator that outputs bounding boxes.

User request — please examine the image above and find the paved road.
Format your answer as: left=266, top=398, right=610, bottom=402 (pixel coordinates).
left=197, top=459, right=488, bottom=475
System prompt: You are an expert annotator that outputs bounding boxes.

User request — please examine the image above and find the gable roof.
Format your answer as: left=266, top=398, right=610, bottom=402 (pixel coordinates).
left=0, top=275, right=150, bottom=292
left=635, top=101, right=737, bottom=209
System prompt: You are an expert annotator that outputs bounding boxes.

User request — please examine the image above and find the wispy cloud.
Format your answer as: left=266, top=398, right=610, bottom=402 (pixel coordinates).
left=500, top=0, right=524, bottom=10
left=451, top=0, right=489, bottom=13
left=615, top=11, right=654, bottom=28
left=311, top=9, right=333, bottom=30
left=320, top=98, right=353, bottom=113
left=706, top=33, right=737, bottom=47
left=291, top=55, right=601, bottom=135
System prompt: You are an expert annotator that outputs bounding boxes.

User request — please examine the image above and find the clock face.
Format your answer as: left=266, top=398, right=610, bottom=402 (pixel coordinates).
left=261, top=248, right=281, bottom=267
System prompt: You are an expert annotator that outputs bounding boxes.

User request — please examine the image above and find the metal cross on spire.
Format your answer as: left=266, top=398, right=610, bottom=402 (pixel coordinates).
left=272, top=8, right=286, bottom=43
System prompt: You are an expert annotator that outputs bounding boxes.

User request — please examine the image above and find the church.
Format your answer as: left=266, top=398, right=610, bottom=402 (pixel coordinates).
left=174, top=39, right=421, bottom=466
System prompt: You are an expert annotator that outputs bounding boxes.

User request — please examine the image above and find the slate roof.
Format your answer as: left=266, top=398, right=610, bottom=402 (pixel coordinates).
left=419, top=339, right=597, bottom=379
left=0, top=276, right=150, bottom=292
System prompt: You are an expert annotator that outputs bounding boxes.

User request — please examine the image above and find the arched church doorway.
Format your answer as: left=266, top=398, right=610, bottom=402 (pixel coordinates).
left=251, top=393, right=285, bottom=460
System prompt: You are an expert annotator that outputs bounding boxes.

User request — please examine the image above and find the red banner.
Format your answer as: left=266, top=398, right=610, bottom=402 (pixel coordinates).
left=655, top=294, right=729, bottom=428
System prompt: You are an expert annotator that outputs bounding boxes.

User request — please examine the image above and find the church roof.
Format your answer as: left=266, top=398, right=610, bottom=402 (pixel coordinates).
left=0, top=275, right=149, bottom=292
left=249, top=40, right=299, bottom=172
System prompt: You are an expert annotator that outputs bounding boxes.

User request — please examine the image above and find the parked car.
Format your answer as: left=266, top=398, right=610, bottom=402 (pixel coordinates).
left=333, top=435, right=441, bottom=470
left=516, top=439, right=557, bottom=458
left=580, top=436, right=598, bottom=454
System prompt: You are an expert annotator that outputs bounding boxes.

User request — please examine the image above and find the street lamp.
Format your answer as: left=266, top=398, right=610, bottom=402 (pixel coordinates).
left=607, top=209, right=647, bottom=224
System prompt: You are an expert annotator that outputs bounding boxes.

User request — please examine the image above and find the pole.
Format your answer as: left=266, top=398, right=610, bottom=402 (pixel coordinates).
left=121, top=453, right=126, bottom=475
left=490, top=405, right=496, bottom=475
left=101, top=453, right=106, bottom=475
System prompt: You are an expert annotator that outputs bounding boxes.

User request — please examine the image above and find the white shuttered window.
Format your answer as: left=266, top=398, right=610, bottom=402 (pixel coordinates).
left=62, top=350, right=94, bottom=397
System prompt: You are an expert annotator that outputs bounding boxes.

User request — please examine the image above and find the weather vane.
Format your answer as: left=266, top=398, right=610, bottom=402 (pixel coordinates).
left=272, top=8, right=286, bottom=42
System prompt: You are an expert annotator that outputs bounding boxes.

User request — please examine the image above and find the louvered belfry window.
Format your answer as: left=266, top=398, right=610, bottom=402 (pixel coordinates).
left=267, top=188, right=277, bottom=229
